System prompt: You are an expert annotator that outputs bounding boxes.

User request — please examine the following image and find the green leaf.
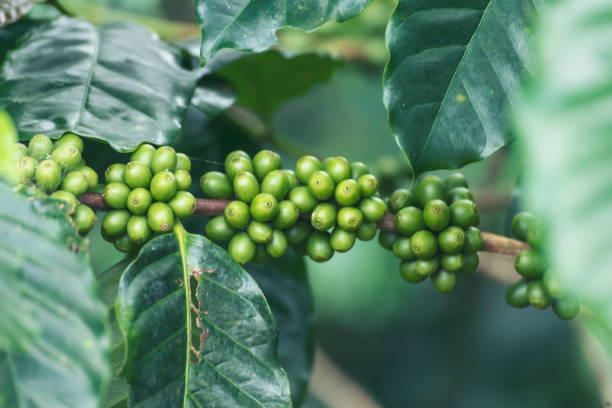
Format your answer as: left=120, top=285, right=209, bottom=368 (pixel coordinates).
left=0, top=0, right=35, bottom=27
left=0, top=181, right=110, bottom=407
left=116, top=226, right=292, bottom=407
left=195, top=0, right=372, bottom=62
left=191, top=76, right=237, bottom=117
left=383, top=0, right=541, bottom=177
left=217, top=50, right=343, bottom=122
left=0, top=16, right=196, bottom=151
left=516, top=0, right=612, bottom=348
left=247, top=251, right=314, bottom=407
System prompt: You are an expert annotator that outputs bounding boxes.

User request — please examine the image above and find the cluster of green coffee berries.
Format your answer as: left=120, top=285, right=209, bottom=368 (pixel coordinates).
left=384, top=173, right=483, bottom=292
left=201, top=150, right=386, bottom=264
left=506, top=212, right=579, bottom=320
left=12, top=133, right=98, bottom=235
left=100, top=144, right=195, bottom=252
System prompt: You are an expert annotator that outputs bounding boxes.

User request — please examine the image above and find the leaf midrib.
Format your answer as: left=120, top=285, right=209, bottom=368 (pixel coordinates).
left=73, top=21, right=100, bottom=133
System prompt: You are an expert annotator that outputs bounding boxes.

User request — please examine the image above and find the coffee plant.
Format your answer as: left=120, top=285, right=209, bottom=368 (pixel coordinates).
left=0, top=0, right=610, bottom=407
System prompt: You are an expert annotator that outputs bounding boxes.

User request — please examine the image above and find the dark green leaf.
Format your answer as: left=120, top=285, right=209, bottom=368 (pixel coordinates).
left=248, top=251, right=315, bottom=407
left=0, top=0, right=35, bottom=27
left=116, top=227, right=291, bottom=407
left=383, top=0, right=540, bottom=176
left=195, top=0, right=372, bottom=62
left=0, top=181, right=110, bottom=407
left=191, top=76, right=237, bottom=117
left=0, top=17, right=196, bottom=151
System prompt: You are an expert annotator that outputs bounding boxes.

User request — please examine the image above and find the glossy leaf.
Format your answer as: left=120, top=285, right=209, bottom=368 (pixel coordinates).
left=0, top=0, right=34, bottom=27
left=248, top=251, right=314, bottom=407
left=116, top=227, right=291, bottom=407
left=517, top=0, right=612, bottom=348
left=0, top=182, right=110, bottom=407
left=195, top=0, right=372, bottom=62
left=383, top=0, right=540, bottom=176
left=0, top=16, right=196, bottom=151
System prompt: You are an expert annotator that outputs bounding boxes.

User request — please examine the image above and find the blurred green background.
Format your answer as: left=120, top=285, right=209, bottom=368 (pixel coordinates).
left=71, top=0, right=603, bottom=406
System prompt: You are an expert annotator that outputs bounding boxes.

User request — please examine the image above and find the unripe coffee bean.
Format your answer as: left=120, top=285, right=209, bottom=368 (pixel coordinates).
left=104, top=182, right=130, bottom=209
left=50, top=190, right=79, bottom=209
left=400, top=260, right=425, bottom=283
left=389, top=188, right=412, bottom=213
left=356, top=221, right=377, bottom=241
left=431, top=269, right=457, bottom=293
left=127, top=215, right=152, bottom=244
left=395, top=206, right=424, bottom=235
left=307, top=231, right=334, bottom=262
left=205, top=216, right=236, bottom=242
left=16, top=156, right=37, bottom=183
left=423, top=199, right=450, bottom=231
left=229, top=232, right=256, bottom=264
left=330, top=228, right=356, bottom=252
left=13, top=143, right=28, bottom=160
left=51, top=144, right=81, bottom=171
left=463, top=226, right=483, bottom=255
left=324, top=156, right=351, bottom=183
left=350, top=162, right=369, bottom=179
left=114, top=234, right=135, bottom=253
left=150, top=171, right=177, bottom=202
left=105, top=163, right=126, bottom=184
left=125, top=161, right=152, bottom=189
left=308, top=170, right=335, bottom=201
left=176, top=153, right=191, bottom=172
left=515, top=249, right=545, bottom=280
left=378, top=231, right=398, bottom=251
left=174, top=170, right=192, bottom=191
left=151, top=146, right=177, bottom=173
left=267, top=229, right=288, bottom=258
left=410, top=230, right=437, bottom=259
left=250, top=193, right=278, bottom=222
left=449, top=199, right=479, bottom=229
left=248, top=221, right=273, bottom=244
left=438, top=226, right=465, bottom=254
left=511, top=212, right=537, bottom=241
left=283, top=170, right=297, bottom=189
left=335, top=179, right=361, bottom=206
left=61, top=171, right=89, bottom=196
left=200, top=171, right=233, bottom=199
left=444, top=172, right=468, bottom=190
left=359, top=197, right=387, bottom=222
left=542, top=269, right=565, bottom=299
left=261, top=169, right=290, bottom=200
left=168, top=191, right=196, bottom=218
left=226, top=155, right=254, bottom=181
left=296, top=155, right=322, bottom=184
left=274, top=200, right=300, bottom=229
left=460, top=254, right=479, bottom=274
left=311, top=203, right=337, bottom=231
left=416, top=257, right=439, bottom=278
left=78, top=166, right=99, bottom=191
left=448, top=187, right=473, bottom=203
left=527, top=281, right=552, bottom=310
left=337, top=207, right=363, bottom=232
left=414, top=175, right=448, bottom=208
left=147, top=202, right=175, bottom=233
left=253, top=149, right=282, bottom=180
left=130, top=143, right=156, bottom=166
left=127, top=188, right=152, bottom=215
left=35, top=159, right=61, bottom=192
left=289, top=186, right=317, bottom=214
left=440, top=254, right=464, bottom=272
left=393, top=236, right=415, bottom=261
left=506, top=279, right=529, bottom=308
left=74, top=204, right=96, bottom=234
left=54, top=132, right=83, bottom=153
left=234, top=171, right=260, bottom=203
left=357, top=174, right=378, bottom=198
left=28, top=134, right=53, bottom=160
left=224, top=200, right=250, bottom=229
left=553, top=298, right=580, bottom=320
left=102, top=210, right=130, bottom=239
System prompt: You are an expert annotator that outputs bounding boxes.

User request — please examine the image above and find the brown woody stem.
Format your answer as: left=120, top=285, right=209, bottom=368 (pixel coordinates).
left=78, top=193, right=528, bottom=257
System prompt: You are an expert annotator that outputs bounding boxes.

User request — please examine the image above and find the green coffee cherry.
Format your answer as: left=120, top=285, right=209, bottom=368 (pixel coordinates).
left=336, top=207, right=362, bottom=232
left=307, top=231, right=334, bottom=262
left=224, top=200, right=250, bottom=229
left=12, top=143, right=28, bottom=160
left=50, top=190, right=79, bottom=209
left=416, top=258, right=439, bottom=278
left=335, top=179, right=361, bottom=206
left=511, top=212, right=537, bottom=241
left=16, top=156, right=37, bottom=183
left=423, top=199, right=450, bottom=232
left=234, top=171, right=260, bottom=203
left=104, top=182, right=130, bottom=209
left=463, top=227, right=483, bottom=255
left=296, top=155, right=322, bottom=184
left=400, top=261, right=426, bottom=283
left=130, top=143, right=156, bottom=166
left=61, top=171, right=89, bottom=196
left=261, top=169, right=290, bottom=200
left=350, top=162, right=369, bottom=179
left=174, top=170, right=192, bottom=191
left=527, top=281, right=552, bottom=310
left=330, top=228, right=356, bottom=252
left=311, top=203, right=337, bottom=231
left=324, top=156, right=351, bottom=183
left=151, top=146, right=177, bottom=173
left=449, top=200, right=479, bottom=228
left=105, top=163, right=126, bottom=184
left=410, top=230, right=437, bottom=259
left=515, top=249, right=545, bottom=280
left=285, top=221, right=310, bottom=246
left=127, top=188, right=152, bottom=215
left=542, top=270, right=565, bottom=299
left=431, top=269, right=457, bottom=293
left=526, top=221, right=545, bottom=250
left=460, top=254, right=479, bottom=274
left=378, top=231, right=398, bottom=251
left=289, top=186, right=318, bottom=214
left=28, top=134, right=53, bottom=160
left=506, top=279, right=530, bottom=308
left=395, top=206, right=424, bottom=235
left=74, top=204, right=96, bottom=235
left=448, top=187, right=473, bottom=203
left=168, top=191, right=196, bottom=218
left=440, top=254, right=464, bottom=272
left=150, top=171, right=177, bottom=202
left=389, top=188, right=412, bottom=213
left=225, top=150, right=250, bottom=169
left=102, top=210, right=130, bottom=239
left=35, top=159, right=61, bottom=192
left=393, top=237, right=416, bottom=261
left=114, top=234, right=135, bottom=253
left=553, top=298, right=580, bottom=320
left=78, top=166, right=99, bottom=191
left=252, top=245, right=269, bottom=263
left=229, top=232, right=256, bottom=264
left=274, top=200, right=300, bottom=229
left=125, top=161, right=152, bottom=189
left=250, top=193, right=278, bottom=222
left=359, top=197, right=387, bottom=222
left=147, top=202, right=175, bottom=233
left=200, top=171, right=233, bottom=199
left=356, top=222, right=377, bottom=241
left=308, top=170, right=335, bottom=201
left=225, top=155, right=254, bottom=181
left=127, top=215, right=152, bottom=245
left=267, top=229, right=288, bottom=258
left=283, top=170, right=297, bottom=189
left=176, top=153, right=191, bottom=172
left=357, top=174, right=378, bottom=198
left=54, top=132, right=83, bottom=153
left=444, top=172, right=468, bottom=190
left=438, top=226, right=465, bottom=254
left=253, top=150, right=282, bottom=180
left=206, top=216, right=235, bottom=242
left=51, top=144, right=81, bottom=171
left=414, top=175, right=448, bottom=208
left=248, top=221, right=273, bottom=244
